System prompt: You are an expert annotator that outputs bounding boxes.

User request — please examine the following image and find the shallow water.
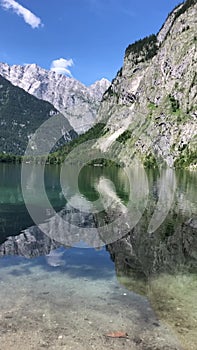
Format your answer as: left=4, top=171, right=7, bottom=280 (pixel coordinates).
left=0, top=247, right=183, bottom=350
left=0, top=163, right=196, bottom=350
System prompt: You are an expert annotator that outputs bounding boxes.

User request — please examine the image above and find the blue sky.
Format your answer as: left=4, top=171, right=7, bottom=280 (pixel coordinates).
left=0, top=0, right=181, bottom=85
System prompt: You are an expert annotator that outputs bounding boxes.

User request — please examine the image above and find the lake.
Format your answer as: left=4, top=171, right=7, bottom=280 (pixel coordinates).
left=0, top=163, right=196, bottom=350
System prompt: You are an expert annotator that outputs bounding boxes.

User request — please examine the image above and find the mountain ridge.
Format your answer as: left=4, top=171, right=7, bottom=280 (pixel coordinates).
left=0, top=75, right=76, bottom=155
left=0, top=0, right=196, bottom=167
left=0, top=62, right=110, bottom=134
left=94, top=0, right=197, bottom=168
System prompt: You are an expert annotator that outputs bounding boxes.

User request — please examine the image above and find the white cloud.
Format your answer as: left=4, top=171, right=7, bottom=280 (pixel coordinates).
left=1, top=0, right=43, bottom=29
left=50, top=58, right=74, bottom=76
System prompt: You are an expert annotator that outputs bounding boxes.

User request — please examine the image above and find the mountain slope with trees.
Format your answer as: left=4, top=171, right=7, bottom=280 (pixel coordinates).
left=93, top=0, right=197, bottom=168
left=0, top=75, right=75, bottom=156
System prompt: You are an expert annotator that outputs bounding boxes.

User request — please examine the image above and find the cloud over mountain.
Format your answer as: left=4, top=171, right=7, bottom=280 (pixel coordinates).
left=50, top=58, right=74, bottom=76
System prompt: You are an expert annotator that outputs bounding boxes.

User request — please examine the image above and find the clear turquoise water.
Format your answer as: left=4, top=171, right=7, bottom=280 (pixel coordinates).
left=0, top=163, right=196, bottom=350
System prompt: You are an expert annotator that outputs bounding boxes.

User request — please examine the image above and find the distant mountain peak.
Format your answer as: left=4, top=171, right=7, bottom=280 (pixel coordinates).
left=0, top=62, right=111, bottom=133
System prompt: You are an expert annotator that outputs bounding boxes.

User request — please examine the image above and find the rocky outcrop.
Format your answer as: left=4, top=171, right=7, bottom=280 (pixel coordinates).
left=0, top=63, right=110, bottom=134
left=95, top=0, right=197, bottom=168
left=0, top=226, right=59, bottom=258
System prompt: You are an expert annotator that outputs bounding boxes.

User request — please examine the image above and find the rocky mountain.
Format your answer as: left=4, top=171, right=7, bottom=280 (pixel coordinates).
left=93, top=0, right=197, bottom=168
left=0, top=63, right=110, bottom=134
left=0, top=75, right=76, bottom=155
left=0, top=226, right=60, bottom=258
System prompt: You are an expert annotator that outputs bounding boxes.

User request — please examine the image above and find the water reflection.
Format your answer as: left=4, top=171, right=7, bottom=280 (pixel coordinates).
left=0, top=163, right=196, bottom=349
left=106, top=170, right=197, bottom=350
left=0, top=163, right=66, bottom=243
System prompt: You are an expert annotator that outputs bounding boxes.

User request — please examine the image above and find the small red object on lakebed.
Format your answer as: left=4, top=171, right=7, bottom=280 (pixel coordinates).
left=105, top=331, right=129, bottom=338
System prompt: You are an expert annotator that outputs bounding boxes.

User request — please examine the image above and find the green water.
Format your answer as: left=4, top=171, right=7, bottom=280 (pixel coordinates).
left=0, top=163, right=196, bottom=350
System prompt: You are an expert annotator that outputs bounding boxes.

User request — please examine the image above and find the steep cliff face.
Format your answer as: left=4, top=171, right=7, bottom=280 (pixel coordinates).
left=96, top=0, right=197, bottom=168
left=0, top=63, right=110, bottom=134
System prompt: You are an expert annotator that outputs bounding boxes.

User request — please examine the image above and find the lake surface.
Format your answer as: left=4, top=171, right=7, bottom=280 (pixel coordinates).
left=0, top=163, right=196, bottom=350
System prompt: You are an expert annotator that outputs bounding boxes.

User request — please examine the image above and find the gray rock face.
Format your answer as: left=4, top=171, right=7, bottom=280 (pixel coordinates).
left=0, top=63, right=110, bottom=134
left=0, top=227, right=59, bottom=258
left=157, top=4, right=184, bottom=44
left=95, top=0, right=197, bottom=168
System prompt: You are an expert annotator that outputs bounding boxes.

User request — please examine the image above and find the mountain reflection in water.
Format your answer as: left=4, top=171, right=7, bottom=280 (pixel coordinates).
left=0, top=164, right=196, bottom=350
